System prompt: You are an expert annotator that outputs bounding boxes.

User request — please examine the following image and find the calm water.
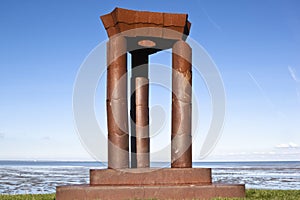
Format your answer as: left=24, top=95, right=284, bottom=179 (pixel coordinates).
left=0, top=161, right=299, bottom=194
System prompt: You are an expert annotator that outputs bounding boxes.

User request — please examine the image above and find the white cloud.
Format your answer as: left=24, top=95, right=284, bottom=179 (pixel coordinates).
left=276, top=142, right=299, bottom=148
left=203, top=148, right=300, bottom=161
left=289, top=142, right=299, bottom=148
left=288, top=66, right=300, bottom=82
left=41, top=136, right=51, bottom=141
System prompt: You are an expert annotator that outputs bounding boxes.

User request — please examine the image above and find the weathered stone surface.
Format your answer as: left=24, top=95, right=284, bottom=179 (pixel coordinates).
left=106, top=36, right=129, bottom=169
left=135, top=77, right=150, bottom=168
left=90, top=168, right=211, bottom=185
left=172, top=40, right=192, bottom=168
left=56, top=184, right=246, bottom=200
left=100, top=7, right=191, bottom=39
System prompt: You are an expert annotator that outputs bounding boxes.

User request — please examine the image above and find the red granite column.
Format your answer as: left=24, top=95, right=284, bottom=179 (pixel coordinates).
left=135, top=77, right=150, bottom=168
left=171, top=40, right=192, bottom=168
left=106, top=36, right=129, bottom=169
left=130, top=50, right=149, bottom=168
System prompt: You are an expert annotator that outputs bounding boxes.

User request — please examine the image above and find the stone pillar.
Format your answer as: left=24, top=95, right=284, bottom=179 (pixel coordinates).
left=135, top=77, right=150, bottom=168
left=130, top=50, right=149, bottom=168
left=106, top=36, right=129, bottom=169
left=171, top=40, right=192, bottom=168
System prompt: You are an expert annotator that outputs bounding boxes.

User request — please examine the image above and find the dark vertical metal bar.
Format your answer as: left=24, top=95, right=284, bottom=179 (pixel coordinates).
left=130, top=49, right=149, bottom=168
left=135, top=77, right=150, bottom=168
left=171, top=40, right=192, bottom=168
left=106, top=36, right=129, bottom=169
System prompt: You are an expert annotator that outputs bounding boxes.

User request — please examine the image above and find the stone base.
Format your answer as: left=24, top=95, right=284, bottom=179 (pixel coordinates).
left=56, top=168, right=246, bottom=200
left=90, top=168, right=212, bottom=185
left=56, top=184, right=245, bottom=200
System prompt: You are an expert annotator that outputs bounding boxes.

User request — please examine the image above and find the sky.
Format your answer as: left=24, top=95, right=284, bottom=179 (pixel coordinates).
left=0, top=0, right=300, bottom=161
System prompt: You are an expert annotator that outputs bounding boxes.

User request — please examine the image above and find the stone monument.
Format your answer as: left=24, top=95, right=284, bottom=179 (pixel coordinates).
left=56, top=7, right=246, bottom=199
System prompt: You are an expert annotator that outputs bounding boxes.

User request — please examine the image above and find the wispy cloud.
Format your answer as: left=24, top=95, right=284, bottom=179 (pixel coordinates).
left=288, top=66, right=300, bottom=82
left=276, top=142, right=299, bottom=148
left=0, top=132, right=5, bottom=139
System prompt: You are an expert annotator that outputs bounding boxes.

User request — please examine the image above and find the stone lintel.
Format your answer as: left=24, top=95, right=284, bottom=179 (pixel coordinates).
left=100, top=7, right=191, bottom=41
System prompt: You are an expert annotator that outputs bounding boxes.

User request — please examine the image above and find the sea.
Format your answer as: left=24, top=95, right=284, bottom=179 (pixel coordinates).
left=0, top=161, right=299, bottom=194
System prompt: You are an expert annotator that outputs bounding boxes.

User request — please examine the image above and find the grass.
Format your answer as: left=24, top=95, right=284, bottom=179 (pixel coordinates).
left=0, top=190, right=300, bottom=199
left=0, top=194, right=55, bottom=200
left=215, top=189, right=300, bottom=200
left=246, top=189, right=300, bottom=200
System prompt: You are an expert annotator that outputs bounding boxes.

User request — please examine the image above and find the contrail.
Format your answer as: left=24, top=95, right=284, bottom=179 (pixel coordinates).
left=288, top=66, right=300, bottom=102
left=200, top=7, right=222, bottom=31
left=247, top=73, right=291, bottom=137
left=288, top=66, right=300, bottom=82
left=247, top=72, right=275, bottom=108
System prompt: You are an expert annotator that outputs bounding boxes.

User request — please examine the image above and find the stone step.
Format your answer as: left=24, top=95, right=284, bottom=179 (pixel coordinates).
left=56, top=183, right=245, bottom=200
left=90, top=168, right=212, bottom=185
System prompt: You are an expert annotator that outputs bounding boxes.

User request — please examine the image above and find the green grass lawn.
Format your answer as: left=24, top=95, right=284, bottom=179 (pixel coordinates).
left=0, top=194, right=55, bottom=200
left=0, top=190, right=300, bottom=200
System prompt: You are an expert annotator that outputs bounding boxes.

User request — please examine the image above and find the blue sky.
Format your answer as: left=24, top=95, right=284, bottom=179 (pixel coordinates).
left=0, top=0, right=300, bottom=161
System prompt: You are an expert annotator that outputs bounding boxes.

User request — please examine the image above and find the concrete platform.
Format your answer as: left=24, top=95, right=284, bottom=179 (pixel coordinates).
left=56, top=168, right=245, bottom=200
left=56, top=183, right=246, bottom=200
left=90, top=168, right=212, bottom=185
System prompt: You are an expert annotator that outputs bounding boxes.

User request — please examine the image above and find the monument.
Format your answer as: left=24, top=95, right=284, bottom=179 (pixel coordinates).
left=56, top=7, right=246, bottom=199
